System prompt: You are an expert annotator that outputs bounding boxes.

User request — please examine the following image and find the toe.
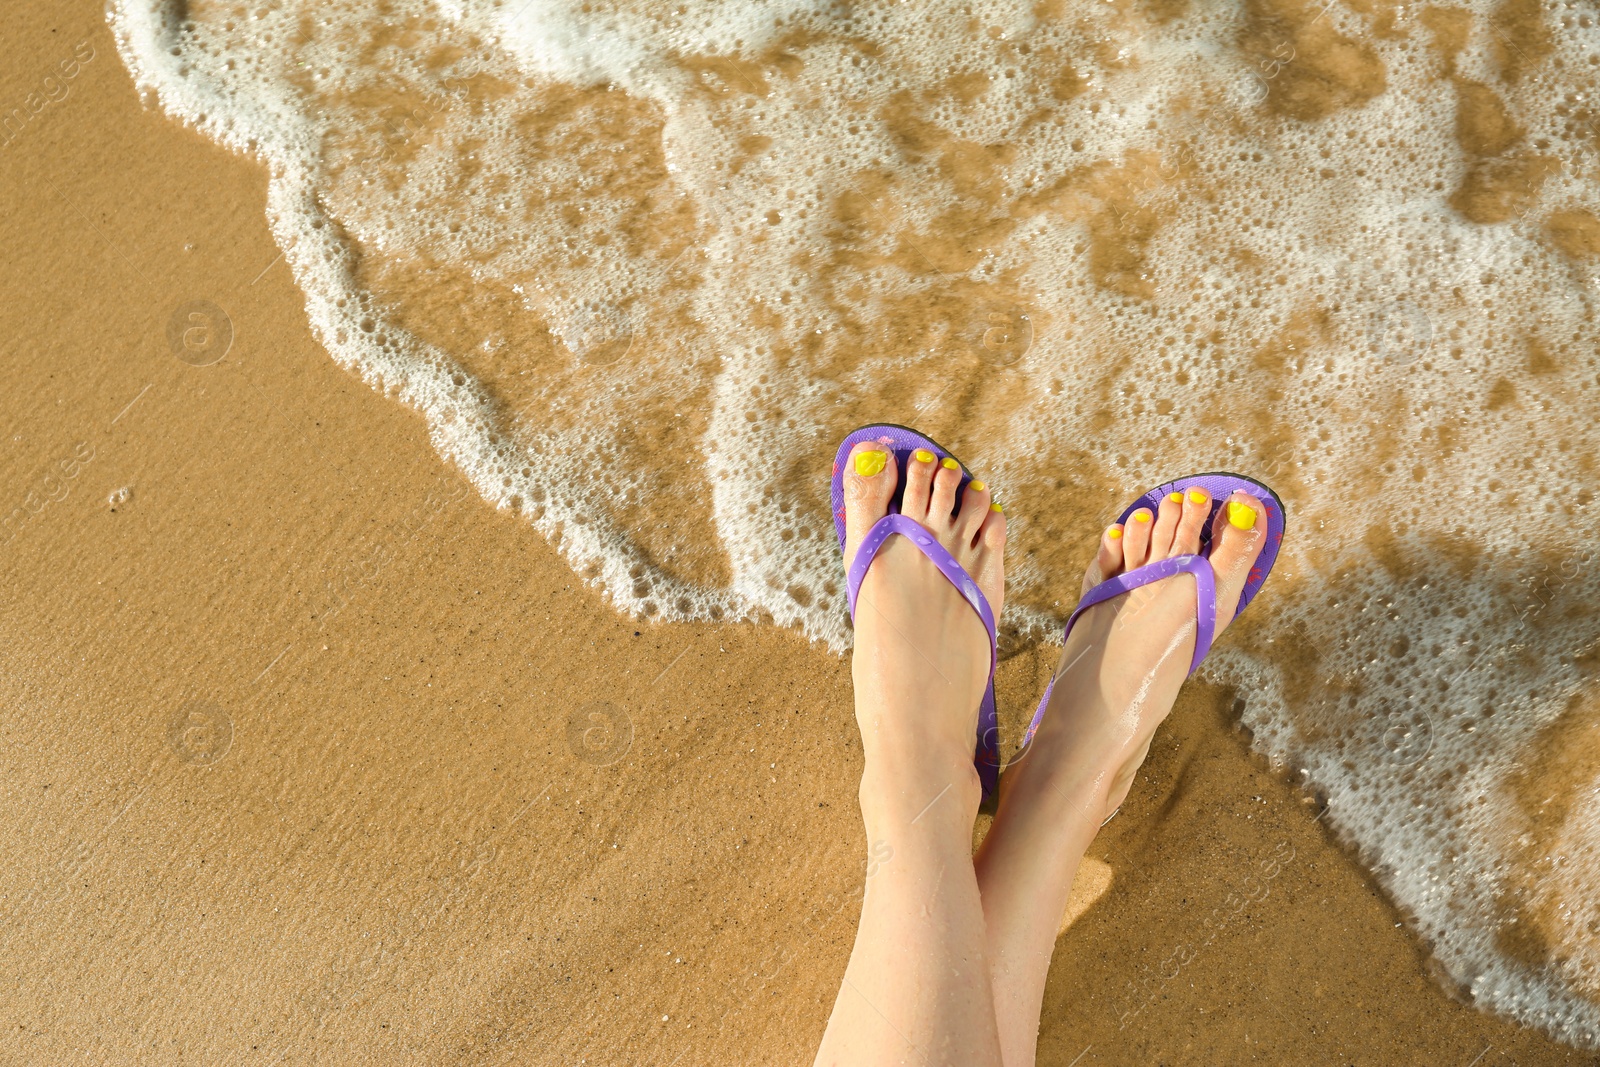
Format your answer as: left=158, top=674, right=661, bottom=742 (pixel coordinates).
left=955, top=477, right=992, bottom=547
left=1084, top=522, right=1126, bottom=592
left=1148, top=490, right=1184, bottom=561
left=970, top=502, right=1007, bottom=617
left=929, top=455, right=963, bottom=523
left=1206, top=490, right=1268, bottom=629
left=1122, top=506, right=1154, bottom=567
left=902, top=447, right=938, bottom=518
left=842, top=440, right=898, bottom=559
left=1173, top=485, right=1210, bottom=555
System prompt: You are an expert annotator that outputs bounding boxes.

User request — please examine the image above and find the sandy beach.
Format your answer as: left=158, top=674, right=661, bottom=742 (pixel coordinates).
left=2, top=1, right=1597, bottom=1064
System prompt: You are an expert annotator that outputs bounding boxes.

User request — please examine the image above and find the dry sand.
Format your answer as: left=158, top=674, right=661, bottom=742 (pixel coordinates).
left=0, top=3, right=1593, bottom=1064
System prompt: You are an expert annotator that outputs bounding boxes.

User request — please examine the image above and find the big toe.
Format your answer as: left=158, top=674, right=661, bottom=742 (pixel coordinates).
left=1208, top=490, right=1269, bottom=629
left=842, top=439, right=897, bottom=559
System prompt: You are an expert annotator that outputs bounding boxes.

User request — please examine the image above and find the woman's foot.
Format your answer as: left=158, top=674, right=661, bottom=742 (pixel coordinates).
left=1026, top=485, right=1269, bottom=819
left=972, top=484, right=1268, bottom=1067
left=839, top=439, right=1007, bottom=823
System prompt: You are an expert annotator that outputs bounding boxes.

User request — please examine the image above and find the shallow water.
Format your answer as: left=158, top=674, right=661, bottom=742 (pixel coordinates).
left=111, top=0, right=1600, bottom=1046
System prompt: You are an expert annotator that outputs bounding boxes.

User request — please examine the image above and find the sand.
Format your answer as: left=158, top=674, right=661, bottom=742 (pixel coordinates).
left=0, top=2, right=1594, bottom=1064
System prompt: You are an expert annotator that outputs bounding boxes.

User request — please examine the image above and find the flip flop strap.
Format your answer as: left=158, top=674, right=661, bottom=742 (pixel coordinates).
left=846, top=512, right=998, bottom=674
left=1022, top=554, right=1223, bottom=748
left=1062, top=554, right=1218, bottom=677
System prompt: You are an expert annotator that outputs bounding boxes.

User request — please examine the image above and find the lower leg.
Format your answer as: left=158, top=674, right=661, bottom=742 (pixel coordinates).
left=816, top=760, right=1002, bottom=1066
left=974, top=634, right=1163, bottom=1064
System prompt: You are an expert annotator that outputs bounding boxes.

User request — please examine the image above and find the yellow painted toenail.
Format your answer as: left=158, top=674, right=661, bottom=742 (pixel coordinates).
left=1108, top=525, right=1123, bottom=539
left=990, top=502, right=1004, bottom=513
left=1227, top=500, right=1258, bottom=530
left=854, top=450, right=887, bottom=477
left=941, top=456, right=960, bottom=471
left=969, top=480, right=986, bottom=493
left=1168, top=491, right=1184, bottom=503
left=914, top=449, right=935, bottom=464
left=1188, top=489, right=1208, bottom=504
left=1132, top=509, right=1152, bottom=523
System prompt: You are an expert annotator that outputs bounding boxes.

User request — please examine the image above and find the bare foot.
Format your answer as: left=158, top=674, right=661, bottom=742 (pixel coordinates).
left=1027, top=485, right=1270, bottom=819
left=840, top=439, right=1006, bottom=823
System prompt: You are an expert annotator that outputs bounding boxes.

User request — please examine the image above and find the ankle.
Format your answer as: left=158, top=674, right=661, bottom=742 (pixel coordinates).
left=858, top=757, right=982, bottom=832
left=854, top=688, right=985, bottom=791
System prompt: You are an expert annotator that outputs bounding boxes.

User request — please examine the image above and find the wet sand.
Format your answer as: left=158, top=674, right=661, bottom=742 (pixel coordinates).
left=0, top=3, right=1593, bottom=1064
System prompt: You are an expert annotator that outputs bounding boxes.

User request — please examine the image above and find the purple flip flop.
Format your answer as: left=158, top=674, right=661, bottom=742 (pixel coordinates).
left=1021, top=471, right=1287, bottom=746
left=831, top=424, right=1002, bottom=798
